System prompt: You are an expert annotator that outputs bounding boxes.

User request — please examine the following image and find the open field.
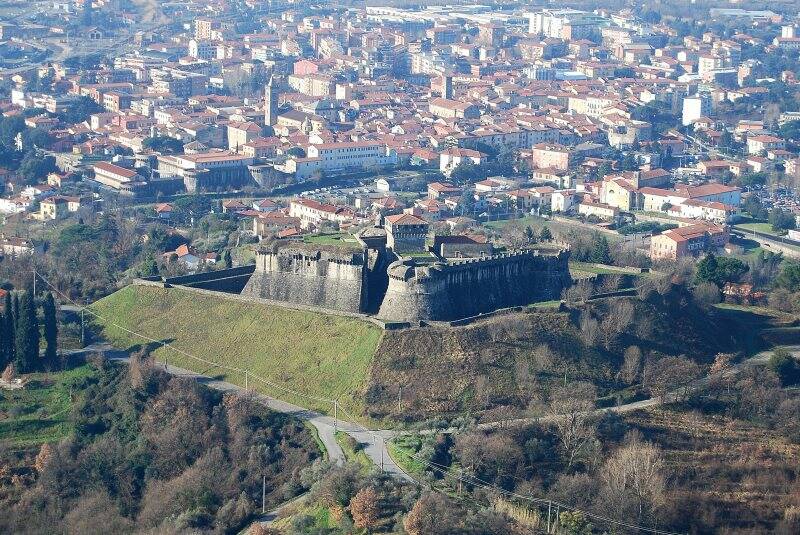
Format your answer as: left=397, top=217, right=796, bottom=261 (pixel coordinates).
left=0, top=365, right=95, bottom=447
left=90, top=285, right=382, bottom=417
left=626, top=406, right=800, bottom=532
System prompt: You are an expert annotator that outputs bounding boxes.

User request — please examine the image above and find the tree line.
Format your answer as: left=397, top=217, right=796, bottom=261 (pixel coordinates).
left=0, top=290, right=58, bottom=377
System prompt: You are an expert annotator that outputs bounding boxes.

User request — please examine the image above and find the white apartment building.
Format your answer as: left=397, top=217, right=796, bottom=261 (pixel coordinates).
left=682, top=94, right=712, bottom=126
left=306, top=142, right=398, bottom=171
left=188, top=39, right=216, bottom=60
left=527, top=9, right=606, bottom=39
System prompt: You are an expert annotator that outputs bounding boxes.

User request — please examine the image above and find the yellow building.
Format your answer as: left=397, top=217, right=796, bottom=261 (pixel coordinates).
left=39, top=196, right=69, bottom=220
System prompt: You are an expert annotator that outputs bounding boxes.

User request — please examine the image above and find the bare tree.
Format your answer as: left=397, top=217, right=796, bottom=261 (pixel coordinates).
left=599, top=300, right=635, bottom=349
left=692, top=282, right=721, bottom=308
left=598, top=433, right=666, bottom=524
left=644, top=355, right=701, bottom=403
left=531, top=343, right=554, bottom=372
left=709, top=353, right=734, bottom=375
left=515, top=356, right=537, bottom=398
left=599, top=274, right=623, bottom=293
left=564, top=280, right=593, bottom=305
left=500, top=220, right=526, bottom=249
left=618, top=346, right=642, bottom=385
left=579, top=311, right=600, bottom=346
left=546, top=382, right=599, bottom=470
left=404, top=493, right=462, bottom=535
left=34, top=443, right=53, bottom=473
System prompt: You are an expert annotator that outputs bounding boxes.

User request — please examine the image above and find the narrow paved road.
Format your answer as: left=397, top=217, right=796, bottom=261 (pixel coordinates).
left=66, top=337, right=797, bottom=484
left=474, top=346, right=796, bottom=431
left=68, top=344, right=412, bottom=482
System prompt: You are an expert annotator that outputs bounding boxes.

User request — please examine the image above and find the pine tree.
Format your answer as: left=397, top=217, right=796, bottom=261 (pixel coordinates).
left=14, top=290, right=39, bottom=374
left=590, top=235, right=612, bottom=265
left=42, top=292, right=58, bottom=371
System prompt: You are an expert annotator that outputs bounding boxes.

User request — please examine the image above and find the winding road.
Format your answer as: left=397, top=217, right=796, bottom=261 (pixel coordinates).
left=70, top=341, right=796, bottom=481
left=66, top=343, right=412, bottom=482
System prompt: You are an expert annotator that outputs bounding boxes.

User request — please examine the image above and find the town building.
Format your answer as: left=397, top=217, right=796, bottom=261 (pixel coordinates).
left=650, top=222, right=730, bottom=260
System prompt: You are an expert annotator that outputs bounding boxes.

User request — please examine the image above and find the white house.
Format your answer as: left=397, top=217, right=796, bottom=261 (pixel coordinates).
left=439, top=147, right=484, bottom=176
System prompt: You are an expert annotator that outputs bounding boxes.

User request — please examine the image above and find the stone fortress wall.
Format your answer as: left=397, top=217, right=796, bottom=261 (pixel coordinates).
left=242, top=247, right=368, bottom=313
left=241, top=242, right=571, bottom=322
left=377, top=249, right=571, bottom=322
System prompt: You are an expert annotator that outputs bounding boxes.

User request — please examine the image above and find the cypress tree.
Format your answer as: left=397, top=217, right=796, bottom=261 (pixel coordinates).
left=12, top=293, right=19, bottom=331
left=3, top=292, right=13, bottom=365
left=43, top=293, right=58, bottom=371
left=14, top=290, right=39, bottom=373
left=0, top=310, right=6, bottom=372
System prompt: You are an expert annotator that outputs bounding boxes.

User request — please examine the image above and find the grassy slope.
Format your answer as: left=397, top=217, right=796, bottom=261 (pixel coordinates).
left=90, top=285, right=382, bottom=417
left=0, top=365, right=94, bottom=447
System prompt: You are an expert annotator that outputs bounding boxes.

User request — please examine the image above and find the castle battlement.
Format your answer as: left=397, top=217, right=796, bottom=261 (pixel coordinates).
left=255, top=248, right=365, bottom=267
left=378, top=245, right=571, bottom=321
left=243, top=241, right=572, bottom=322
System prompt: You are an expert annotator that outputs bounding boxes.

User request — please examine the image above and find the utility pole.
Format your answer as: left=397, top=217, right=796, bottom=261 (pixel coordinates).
left=80, top=308, right=85, bottom=347
left=32, top=269, right=36, bottom=296
left=244, top=370, right=248, bottom=390
left=333, top=401, right=338, bottom=432
left=380, top=437, right=384, bottom=470
left=547, top=501, right=552, bottom=534
left=397, top=386, right=402, bottom=412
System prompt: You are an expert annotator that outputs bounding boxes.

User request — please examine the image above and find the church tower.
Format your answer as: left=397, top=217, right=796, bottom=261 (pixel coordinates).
left=265, top=75, right=278, bottom=127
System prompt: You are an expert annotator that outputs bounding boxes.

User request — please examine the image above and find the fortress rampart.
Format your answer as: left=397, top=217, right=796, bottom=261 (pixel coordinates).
left=241, top=243, right=571, bottom=322
left=377, top=249, right=571, bottom=321
left=242, top=247, right=368, bottom=313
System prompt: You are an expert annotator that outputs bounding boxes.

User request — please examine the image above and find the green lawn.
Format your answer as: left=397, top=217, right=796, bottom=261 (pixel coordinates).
left=90, top=285, right=382, bottom=417
left=569, top=261, right=640, bottom=275
left=271, top=505, right=337, bottom=532
left=303, top=233, right=359, bottom=247
left=0, top=365, right=95, bottom=447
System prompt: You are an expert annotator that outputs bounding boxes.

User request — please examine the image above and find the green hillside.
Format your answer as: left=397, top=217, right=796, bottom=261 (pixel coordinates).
left=90, top=285, right=382, bottom=417
left=0, top=365, right=95, bottom=447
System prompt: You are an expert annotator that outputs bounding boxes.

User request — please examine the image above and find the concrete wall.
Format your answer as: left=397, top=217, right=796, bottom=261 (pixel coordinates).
left=377, top=250, right=572, bottom=322
left=242, top=249, right=367, bottom=313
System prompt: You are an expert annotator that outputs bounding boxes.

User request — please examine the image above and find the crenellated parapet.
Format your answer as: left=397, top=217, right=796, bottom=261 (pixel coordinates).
left=241, top=242, right=572, bottom=323
left=378, top=246, right=571, bottom=322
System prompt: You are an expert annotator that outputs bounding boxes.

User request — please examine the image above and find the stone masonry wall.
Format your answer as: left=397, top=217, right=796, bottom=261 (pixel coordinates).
left=377, top=250, right=571, bottom=322
left=242, top=249, right=367, bottom=313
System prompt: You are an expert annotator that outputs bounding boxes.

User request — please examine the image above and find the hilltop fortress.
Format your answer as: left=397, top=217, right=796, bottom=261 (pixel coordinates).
left=242, top=215, right=572, bottom=323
